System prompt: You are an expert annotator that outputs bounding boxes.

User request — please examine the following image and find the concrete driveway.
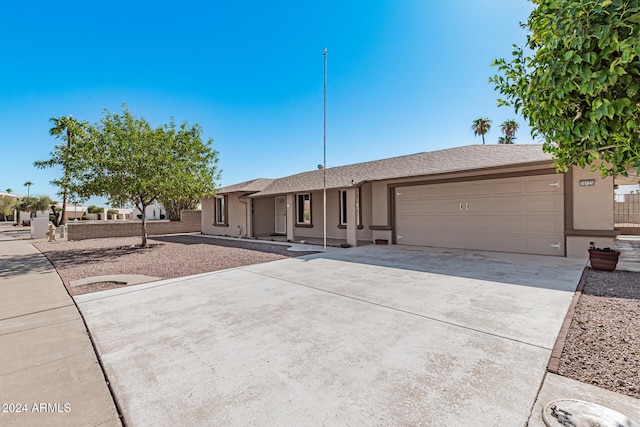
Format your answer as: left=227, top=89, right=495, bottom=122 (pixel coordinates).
left=75, top=245, right=586, bottom=426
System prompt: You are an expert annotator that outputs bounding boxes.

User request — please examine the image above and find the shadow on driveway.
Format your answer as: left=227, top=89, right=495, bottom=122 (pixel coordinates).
left=305, top=244, right=588, bottom=292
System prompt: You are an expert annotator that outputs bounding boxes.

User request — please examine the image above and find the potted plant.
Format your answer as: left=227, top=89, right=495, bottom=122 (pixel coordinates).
left=588, top=242, right=620, bottom=271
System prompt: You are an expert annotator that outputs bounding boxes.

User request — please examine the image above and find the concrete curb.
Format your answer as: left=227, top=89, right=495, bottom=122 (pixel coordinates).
left=547, top=266, right=589, bottom=374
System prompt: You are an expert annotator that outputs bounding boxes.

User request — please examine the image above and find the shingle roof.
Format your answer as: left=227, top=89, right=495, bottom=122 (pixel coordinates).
left=225, top=145, right=554, bottom=197
left=217, top=178, right=275, bottom=194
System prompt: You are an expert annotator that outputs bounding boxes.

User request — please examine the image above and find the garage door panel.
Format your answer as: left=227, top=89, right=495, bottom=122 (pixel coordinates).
left=525, top=177, right=563, bottom=194
left=494, top=198, right=525, bottom=213
left=438, top=184, right=465, bottom=198
left=440, top=233, right=467, bottom=248
left=396, top=215, right=433, bottom=232
left=440, top=200, right=466, bottom=214
left=398, top=200, right=440, bottom=215
left=440, top=216, right=470, bottom=231
left=395, top=174, right=565, bottom=256
left=465, top=182, right=492, bottom=196
left=397, top=230, right=433, bottom=246
left=466, top=199, right=493, bottom=214
left=526, top=217, right=564, bottom=233
left=465, top=233, right=495, bottom=251
left=499, top=217, right=527, bottom=232
left=526, top=196, right=563, bottom=213
left=465, top=215, right=494, bottom=231
left=494, top=234, right=527, bottom=253
left=494, top=181, right=524, bottom=195
left=400, top=186, right=441, bottom=199
left=526, top=236, right=564, bottom=256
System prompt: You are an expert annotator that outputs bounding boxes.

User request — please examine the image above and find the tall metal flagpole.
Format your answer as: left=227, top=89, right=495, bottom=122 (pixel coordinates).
left=323, top=48, right=327, bottom=250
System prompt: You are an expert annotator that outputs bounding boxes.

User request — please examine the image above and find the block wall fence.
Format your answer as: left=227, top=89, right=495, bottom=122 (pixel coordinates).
left=66, top=211, right=201, bottom=241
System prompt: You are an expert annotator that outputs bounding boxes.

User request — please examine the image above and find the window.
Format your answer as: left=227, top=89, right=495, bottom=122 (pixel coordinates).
left=296, top=193, right=311, bottom=225
left=214, top=196, right=227, bottom=225
left=339, top=189, right=362, bottom=228
left=339, top=190, right=348, bottom=225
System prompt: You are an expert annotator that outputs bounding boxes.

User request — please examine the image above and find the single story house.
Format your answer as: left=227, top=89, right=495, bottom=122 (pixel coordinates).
left=202, top=144, right=619, bottom=258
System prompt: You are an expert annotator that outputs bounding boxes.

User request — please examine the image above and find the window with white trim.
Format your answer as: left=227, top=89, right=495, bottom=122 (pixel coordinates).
left=296, top=193, right=311, bottom=225
left=215, top=196, right=226, bottom=224
left=339, top=189, right=362, bottom=227
left=339, top=190, right=348, bottom=225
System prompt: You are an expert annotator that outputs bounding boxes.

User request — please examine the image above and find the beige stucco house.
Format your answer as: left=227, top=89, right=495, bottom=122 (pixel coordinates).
left=202, top=144, right=619, bottom=258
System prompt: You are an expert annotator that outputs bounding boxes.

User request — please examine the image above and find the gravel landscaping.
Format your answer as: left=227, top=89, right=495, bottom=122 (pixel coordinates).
left=34, top=234, right=318, bottom=296
left=558, top=268, right=640, bottom=399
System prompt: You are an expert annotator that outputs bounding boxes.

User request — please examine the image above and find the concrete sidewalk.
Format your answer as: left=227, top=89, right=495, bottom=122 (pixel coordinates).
left=0, top=234, right=121, bottom=427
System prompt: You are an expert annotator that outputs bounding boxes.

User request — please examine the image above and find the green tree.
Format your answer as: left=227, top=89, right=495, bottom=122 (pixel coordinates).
left=500, top=119, right=519, bottom=139
left=87, top=205, right=103, bottom=214
left=86, top=205, right=104, bottom=220
left=35, top=116, right=89, bottom=225
left=17, top=195, right=53, bottom=215
left=491, top=0, right=640, bottom=176
left=0, top=196, right=16, bottom=221
left=498, top=119, right=519, bottom=144
left=23, top=181, right=33, bottom=197
left=70, top=105, right=219, bottom=246
left=471, top=118, right=492, bottom=144
left=158, top=198, right=200, bottom=221
left=498, top=136, right=515, bottom=144
left=5, top=188, right=12, bottom=194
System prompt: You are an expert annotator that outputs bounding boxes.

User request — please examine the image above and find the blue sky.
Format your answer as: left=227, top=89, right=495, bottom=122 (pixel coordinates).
left=0, top=0, right=537, bottom=206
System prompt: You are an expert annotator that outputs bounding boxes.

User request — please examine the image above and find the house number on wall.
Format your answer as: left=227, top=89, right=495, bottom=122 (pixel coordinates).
left=579, top=179, right=596, bottom=187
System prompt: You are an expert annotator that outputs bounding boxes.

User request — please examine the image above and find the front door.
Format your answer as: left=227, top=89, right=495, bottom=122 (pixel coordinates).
left=275, top=196, right=286, bottom=234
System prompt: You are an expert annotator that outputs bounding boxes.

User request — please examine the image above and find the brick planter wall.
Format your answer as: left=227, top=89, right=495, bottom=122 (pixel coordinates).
left=66, top=210, right=201, bottom=241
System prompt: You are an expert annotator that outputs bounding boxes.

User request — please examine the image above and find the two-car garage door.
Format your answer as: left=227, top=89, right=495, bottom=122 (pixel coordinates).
left=395, top=174, right=565, bottom=256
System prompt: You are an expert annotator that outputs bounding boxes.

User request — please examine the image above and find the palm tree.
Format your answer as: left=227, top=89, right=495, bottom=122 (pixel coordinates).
left=23, top=181, right=33, bottom=197
left=500, top=119, right=519, bottom=139
left=48, top=115, right=84, bottom=225
left=5, top=188, right=12, bottom=194
left=471, top=118, right=492, bottom=144
left=498, top=136, right=515, bottom=144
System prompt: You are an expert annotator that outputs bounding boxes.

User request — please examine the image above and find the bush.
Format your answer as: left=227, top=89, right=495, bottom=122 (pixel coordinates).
left=81, top=215, right=90, bottom=220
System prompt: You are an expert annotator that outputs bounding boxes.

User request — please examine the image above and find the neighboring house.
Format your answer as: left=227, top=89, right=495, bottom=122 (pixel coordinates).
left=133, top=203, right=166, bottom=220
left=60, top=203, right=88, bottom=220
left=202, top=144, right=619, bottom=258
left=86, top=207, right=133, bottom=220
left=110, top=208, right=133, bottom=220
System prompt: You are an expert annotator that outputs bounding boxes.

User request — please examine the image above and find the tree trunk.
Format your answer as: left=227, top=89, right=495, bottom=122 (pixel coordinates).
left=60, top=188, right=67, bottom=225
left=140, top=205, right=148, bottom=247
left=50, top=206, right=60, bottom=226
left=60, top=129, right=71, bottom=226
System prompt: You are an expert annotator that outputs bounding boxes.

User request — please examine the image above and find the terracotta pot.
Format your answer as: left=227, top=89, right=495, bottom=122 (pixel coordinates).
left=588, top=249, right=620, bottom=271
